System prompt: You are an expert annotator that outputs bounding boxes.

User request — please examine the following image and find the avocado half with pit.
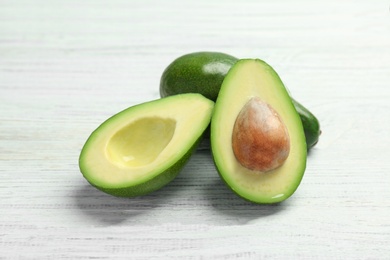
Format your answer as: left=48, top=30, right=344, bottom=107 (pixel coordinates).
left=79, top=93, right=214, bottom=197
left=211, top=59, right=307, bottom=204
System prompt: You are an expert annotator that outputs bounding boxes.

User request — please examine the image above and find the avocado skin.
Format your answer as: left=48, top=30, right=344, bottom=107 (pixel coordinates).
left=292, top=99, right=321, bottom=149
left=160, top=52, right=238, bottom=101
left=160, top=52, right=321, bottom=149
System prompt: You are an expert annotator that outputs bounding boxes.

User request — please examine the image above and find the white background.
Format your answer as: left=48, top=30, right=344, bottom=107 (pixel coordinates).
left=1, top=0, right=390, bottom=259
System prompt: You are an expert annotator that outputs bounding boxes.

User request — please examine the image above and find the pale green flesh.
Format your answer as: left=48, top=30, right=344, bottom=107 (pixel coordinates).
left=107, top=117, right=176, bottom=168
left=211, top=59, right=307, bottom=204
left=79, top=94, right=214, bottom=190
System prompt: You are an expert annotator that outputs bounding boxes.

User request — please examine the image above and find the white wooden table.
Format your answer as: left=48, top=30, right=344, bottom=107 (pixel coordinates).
left=1, top=0, right=390, bottom=259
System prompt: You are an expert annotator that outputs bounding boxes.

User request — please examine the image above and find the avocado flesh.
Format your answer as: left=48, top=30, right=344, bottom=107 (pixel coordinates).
left=211, top=59, right=307, bottom=204
left=79, top=94, right=214, bottom=197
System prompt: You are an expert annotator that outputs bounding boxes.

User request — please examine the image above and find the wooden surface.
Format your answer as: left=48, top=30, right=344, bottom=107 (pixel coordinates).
left=1, top=0, right=390, bottom=259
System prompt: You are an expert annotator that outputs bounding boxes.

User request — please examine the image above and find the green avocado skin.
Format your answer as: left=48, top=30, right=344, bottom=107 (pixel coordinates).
left=292, top=99, right=321, bottom=149
left=160, top=52, right=321, bottom=149
left=160, top=52, right=238, bottom=101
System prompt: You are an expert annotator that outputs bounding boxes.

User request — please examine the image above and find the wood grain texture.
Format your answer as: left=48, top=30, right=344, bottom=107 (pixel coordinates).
left=1, top=0, right=390, bottom=259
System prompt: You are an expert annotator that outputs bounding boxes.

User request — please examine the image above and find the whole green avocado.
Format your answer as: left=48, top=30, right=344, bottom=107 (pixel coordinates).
left=160, top=52, right=238, bottom=101
left=160, top=51, right=321, bottom=149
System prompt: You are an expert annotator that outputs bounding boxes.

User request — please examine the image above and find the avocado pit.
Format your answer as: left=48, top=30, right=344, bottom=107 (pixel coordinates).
left=232, top=97, right=290, bottom=172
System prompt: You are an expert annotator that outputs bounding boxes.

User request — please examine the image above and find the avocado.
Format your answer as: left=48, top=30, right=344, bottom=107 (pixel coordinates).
left=79, top=94, right=214, bottom=197
left=292, top=99, right=321, bottom=149
left=160, top=52, right=238, bottom=101
left=211, top=59, right=307, bottom=204
left=160, top=51, right=320, bottom=149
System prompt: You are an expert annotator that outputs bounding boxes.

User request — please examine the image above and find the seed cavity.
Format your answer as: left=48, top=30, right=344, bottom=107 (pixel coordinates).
left=107, top=117, right=176, bottom=168
left=232, top=97, right=290, bottom=172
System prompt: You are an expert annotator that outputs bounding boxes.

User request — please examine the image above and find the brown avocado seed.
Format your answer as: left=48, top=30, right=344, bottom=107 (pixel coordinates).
left=232, top=97, right=290, bottom=172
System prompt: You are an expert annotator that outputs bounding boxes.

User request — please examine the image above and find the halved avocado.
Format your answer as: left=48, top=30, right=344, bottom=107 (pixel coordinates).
left=79, top=94, right=214, bottom=197
left=211, top=59, right=307, bottom=204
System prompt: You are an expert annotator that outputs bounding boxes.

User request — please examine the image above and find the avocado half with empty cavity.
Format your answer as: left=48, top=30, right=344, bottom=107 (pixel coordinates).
left=79, top=93, right=214, bottom=197
left=211, top=59, right=307, bottom=204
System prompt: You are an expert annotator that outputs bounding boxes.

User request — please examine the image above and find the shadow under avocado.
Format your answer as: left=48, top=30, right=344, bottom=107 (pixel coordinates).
left=202, top=177, right=287, bottom=224
left=74, top=149, right=287, bottom=226
left=73, top=174, right=186, bottom=226
left=195, top=149, right=287, bottom=225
